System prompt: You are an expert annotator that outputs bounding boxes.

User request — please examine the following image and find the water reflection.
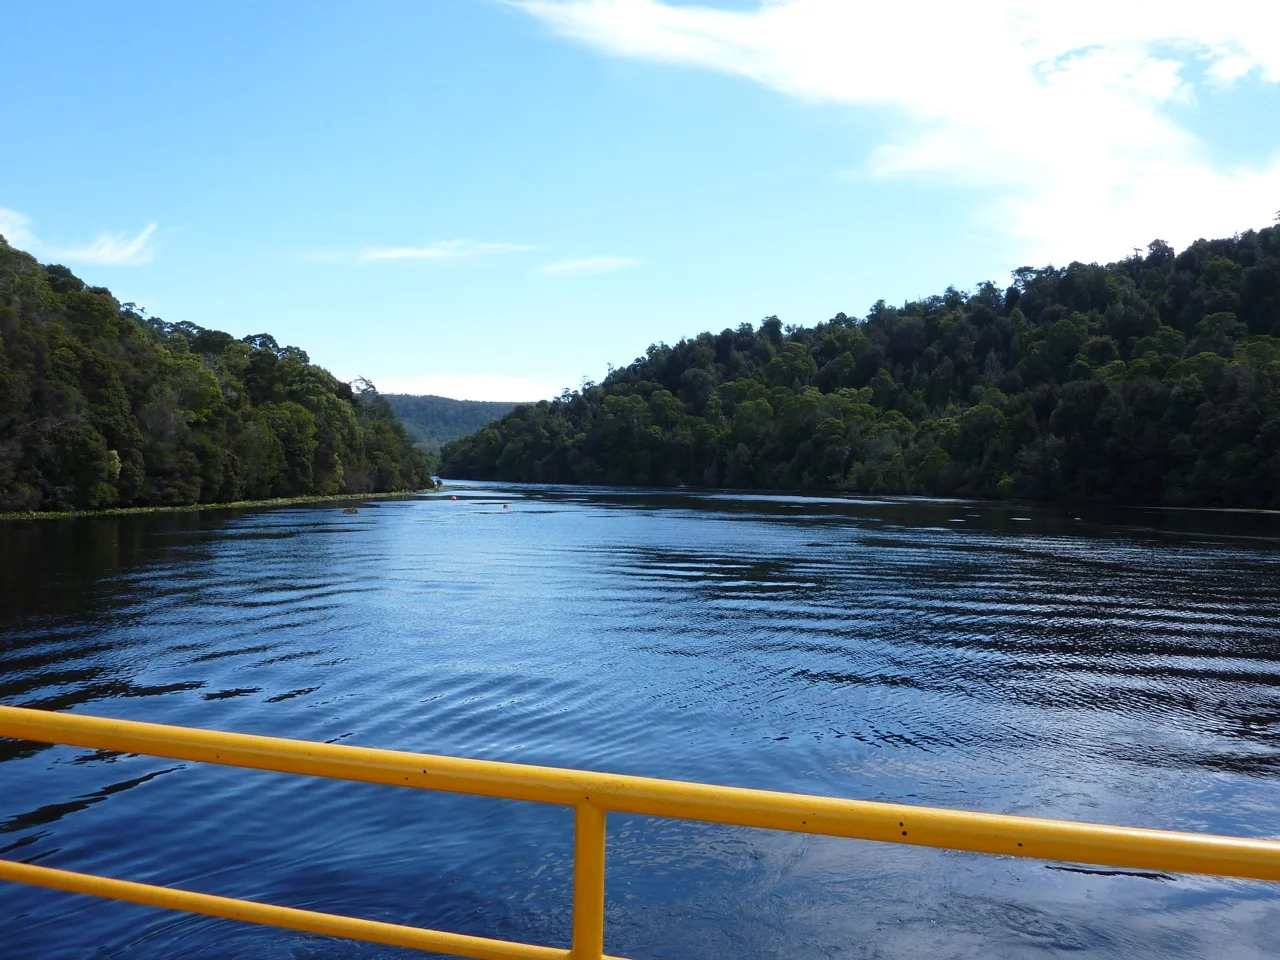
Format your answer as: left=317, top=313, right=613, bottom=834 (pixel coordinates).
left=1, top=487, right=1279, bottom=958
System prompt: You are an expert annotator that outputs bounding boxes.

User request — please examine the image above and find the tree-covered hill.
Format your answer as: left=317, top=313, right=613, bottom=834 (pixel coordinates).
left=442, top=226, right=1280, bottom=508
left=385, top=394, right=519, bottom=454
left=0, top=237, right=431, bottom=513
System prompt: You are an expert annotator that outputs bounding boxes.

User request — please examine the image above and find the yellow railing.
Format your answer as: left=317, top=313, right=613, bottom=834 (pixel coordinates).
left=2, top=705, right=1280, bottom=959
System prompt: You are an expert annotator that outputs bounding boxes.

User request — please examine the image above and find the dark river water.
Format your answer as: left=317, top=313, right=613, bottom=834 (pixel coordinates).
left=3, top=484, right=1280, bottom=959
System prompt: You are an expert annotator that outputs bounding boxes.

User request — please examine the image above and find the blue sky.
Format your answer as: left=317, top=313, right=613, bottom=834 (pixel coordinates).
left=3, top=1, right=1279, bottom=401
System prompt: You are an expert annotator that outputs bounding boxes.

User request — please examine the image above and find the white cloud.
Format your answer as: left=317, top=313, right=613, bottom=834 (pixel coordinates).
left=0, top=208, right=37, bottom=249
left=343, top=374, right=569, bottom=402
left=0, top=208, right=158, bottom=266
left=358, top=240, right=537, bottom=262
left=516, top=0, right=1280, bottom=263
left=58, top=223, right=158, bottom=266
left=540, top=254, right=641, bottom=275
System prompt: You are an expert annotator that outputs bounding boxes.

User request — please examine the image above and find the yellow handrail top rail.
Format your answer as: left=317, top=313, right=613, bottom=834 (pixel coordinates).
left=2, top=704, right=1279, bottom=960
left=2, top=705, right=1278, bottom=880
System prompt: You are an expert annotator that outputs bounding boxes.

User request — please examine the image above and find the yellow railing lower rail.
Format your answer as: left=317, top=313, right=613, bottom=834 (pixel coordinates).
left=0, top=858, right=575, bottom=960
left=2, top=706, right=1279, bottom=959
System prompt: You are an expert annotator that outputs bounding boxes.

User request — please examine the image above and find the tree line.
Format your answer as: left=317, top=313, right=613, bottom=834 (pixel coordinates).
left=0, top=237, right=431, bottom=513
left=441, top=225, right=1280, bottom=508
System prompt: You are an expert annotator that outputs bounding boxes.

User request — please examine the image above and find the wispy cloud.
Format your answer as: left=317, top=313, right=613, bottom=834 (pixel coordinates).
left=540, top=254, right=641, bottom=276
left=358, top=239, right=537, bottom=262
left=516, top=0, right=1280, bottom=263
left=0, top=208, right=158, bottom=266
left=0, top=209, right=37, bottom=249
left=59, top=223, right=158, bottom=266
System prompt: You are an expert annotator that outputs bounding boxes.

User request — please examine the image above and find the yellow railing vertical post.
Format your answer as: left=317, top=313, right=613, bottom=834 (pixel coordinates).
left=571, top=803, right=607, bottom=960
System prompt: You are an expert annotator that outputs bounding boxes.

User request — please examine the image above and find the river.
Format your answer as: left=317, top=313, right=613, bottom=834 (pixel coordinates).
left=2, top=484, right=1279, bottom=959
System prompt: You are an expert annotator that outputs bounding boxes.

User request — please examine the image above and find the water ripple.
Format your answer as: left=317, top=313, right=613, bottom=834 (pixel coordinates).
left=2, top=488, right=1279, bottom=958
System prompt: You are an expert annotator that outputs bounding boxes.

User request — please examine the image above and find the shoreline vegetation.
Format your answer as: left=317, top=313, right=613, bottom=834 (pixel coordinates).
left=442, top=225, right=1280, bottom=510
left=0, top=487, right=441, bottom=523
left=1, top=239, right=433, bottom=516
left=10, top=477, right=1279, bottom=524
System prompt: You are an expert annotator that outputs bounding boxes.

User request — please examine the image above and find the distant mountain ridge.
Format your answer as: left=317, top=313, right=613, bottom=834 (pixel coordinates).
left=385, top=394, right=522, bottom=453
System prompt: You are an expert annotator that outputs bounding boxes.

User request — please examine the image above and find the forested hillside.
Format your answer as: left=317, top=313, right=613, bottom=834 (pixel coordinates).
left=442, top=226, right=1280, bottom=508
left=385, top=394, right=518, bottom=453
left=0, top=238, right=431, bottom=513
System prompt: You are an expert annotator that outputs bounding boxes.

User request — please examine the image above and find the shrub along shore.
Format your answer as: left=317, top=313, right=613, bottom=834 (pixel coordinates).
left=0, top=488, right=443, bottom=522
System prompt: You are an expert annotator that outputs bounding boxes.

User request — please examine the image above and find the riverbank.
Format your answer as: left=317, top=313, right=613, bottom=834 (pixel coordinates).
left=0, top=488, right=438, bottom=523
